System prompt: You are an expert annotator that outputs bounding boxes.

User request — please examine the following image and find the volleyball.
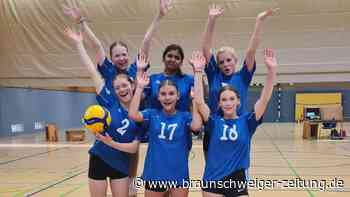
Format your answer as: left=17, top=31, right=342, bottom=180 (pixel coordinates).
left=83, top=105, right=111, bottom=134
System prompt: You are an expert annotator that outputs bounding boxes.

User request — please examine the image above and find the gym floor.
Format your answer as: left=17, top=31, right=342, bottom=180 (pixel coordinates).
left=0, top=123, right=349, bottom=197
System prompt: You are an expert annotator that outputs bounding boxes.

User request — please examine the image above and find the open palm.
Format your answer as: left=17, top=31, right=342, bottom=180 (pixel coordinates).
left=136, top=72, right=150, bottom=88
left=209, top=4, right=224, bottom=18
left=160, top=0, right=173, bottom=17
left=264, top=48, right=277, bottom=70
left=136, top=52, right=149, bottom=70
left=63, top=27, right=83, bottom=43
left=189, top=51, right=206, bottom=72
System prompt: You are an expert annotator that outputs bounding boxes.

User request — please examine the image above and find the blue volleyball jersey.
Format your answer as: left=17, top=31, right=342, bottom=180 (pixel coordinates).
left=96, top=57, right=137, bottom=105
left=205, top=55, right=255, bottom=115
left=140, top=109, right=192, bottom=182
left=98, top=57, right=137, bottom=81
left=89, top=85, right=140, bottom=175
left=96, top=83, right=119, bottom=109
left=144, top=73, right=194, bottom=111
left=203, top=112, right=262, bottom=181
left=97, top=57, right=150, bottom=110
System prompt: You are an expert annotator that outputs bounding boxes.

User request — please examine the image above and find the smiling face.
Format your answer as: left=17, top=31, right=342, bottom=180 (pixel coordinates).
left=216, top=47, right=238, bottom=76
left=110, top=43, right=129, bottom=71
left=113, top=74, right=133, bottom=104
left=158, top=83, right=179, bottom=114
left=162, top=44, right=184, bottom=74
left=218, top=88, right=240, bottom=118
left=163, top=49, right=183, bottom=72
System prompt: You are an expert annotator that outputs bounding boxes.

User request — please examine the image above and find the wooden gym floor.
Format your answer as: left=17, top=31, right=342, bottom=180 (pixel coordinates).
left=0, top=123, right=349, bottom=197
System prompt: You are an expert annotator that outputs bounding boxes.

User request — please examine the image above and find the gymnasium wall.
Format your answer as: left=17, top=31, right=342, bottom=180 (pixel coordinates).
left=0, top=87, right=96, bottom=137
left=278, top=86, right=350, bottom=122
left=0, top=86, right=278, bottom=137
left=246, top=87, right=278, bottom=122
left=245, top=84, right=350, bottom=122
left=0, top=85, right=349, bottom=137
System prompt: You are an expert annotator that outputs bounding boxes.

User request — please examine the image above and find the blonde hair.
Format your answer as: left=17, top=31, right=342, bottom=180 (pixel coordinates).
left=216, top=46, right=238, bottom=63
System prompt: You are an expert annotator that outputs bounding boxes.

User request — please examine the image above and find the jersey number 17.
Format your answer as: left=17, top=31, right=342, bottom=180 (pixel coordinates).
left=158, top=123, right=178, bottom=141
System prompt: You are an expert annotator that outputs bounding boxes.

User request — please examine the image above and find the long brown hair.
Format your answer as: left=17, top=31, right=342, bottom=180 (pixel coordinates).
left=162, top=44, right=184, bottom=76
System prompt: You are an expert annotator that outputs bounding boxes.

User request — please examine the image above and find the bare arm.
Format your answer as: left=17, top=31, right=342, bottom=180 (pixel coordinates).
left=80, top=22, right=106, bottom=65
left=245, top=8, right=279, bottom=71
left=129, top=86, right=145, bottom=122
left=190, top=51, right=210, bottom=122
left=63, top=4, right=106, bottom=65
left=96, top=133, right=139, bottom=153
left=140, top=0, right=172, bottom=59
left=254, top=48, right=277, bottom=120
left=128, top=54, right=150, bottom=122
left=201, top=4, right=224, bottom=63
left=190, top=100, right=203, bottom=132
left=63, top=27, right=104, bottom=93
left=194, top=72, right=210, bottom=122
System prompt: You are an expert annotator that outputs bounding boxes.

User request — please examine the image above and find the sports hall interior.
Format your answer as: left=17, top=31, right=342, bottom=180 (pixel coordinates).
left=0, top=0, right=349, bottom=196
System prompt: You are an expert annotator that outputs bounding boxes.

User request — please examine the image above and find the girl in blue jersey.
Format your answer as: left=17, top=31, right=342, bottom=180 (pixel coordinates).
left=145, top=44, right=194, bottom=111
left=98, top=1, right=193, bottom=112
left=128, top=53, right=204, bottom=196
left=63, top=4, right=135, bottom=81
left=201, top=4, right=278, bottom=158
left=193, top=48, right=278, bottom=197
left=64, top=1, right=193, bottom=109
left=64, top=27, right=146, bottom=197
left=201, top=4, right=278, bottom=115
left=63, top=1, right=172, bottom=194
left=62, top=0, right=172, bottom=89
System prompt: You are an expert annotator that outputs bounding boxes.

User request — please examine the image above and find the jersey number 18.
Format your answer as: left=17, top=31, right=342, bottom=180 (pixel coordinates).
left=220, top=124, right=238, bottom=141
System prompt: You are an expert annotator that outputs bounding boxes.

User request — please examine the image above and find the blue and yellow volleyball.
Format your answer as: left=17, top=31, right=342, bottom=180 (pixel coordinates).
left=83, top=105, right=111, bottom=134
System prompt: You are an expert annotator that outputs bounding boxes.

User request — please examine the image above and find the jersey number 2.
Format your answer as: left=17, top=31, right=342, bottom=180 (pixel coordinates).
left=116, top=119, right=129, bottom=135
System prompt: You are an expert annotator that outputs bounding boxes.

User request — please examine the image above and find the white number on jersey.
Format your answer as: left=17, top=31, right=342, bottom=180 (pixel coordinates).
left=116, top=119, right=130, bottom=135
left=159, top=122, right=178, bottom=141
left=220, top=124, right=238, bottom=141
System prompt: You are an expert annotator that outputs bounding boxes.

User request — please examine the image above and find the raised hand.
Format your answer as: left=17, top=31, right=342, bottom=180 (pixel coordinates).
left=136, top=51, right=149, bottom=70
left=63, top=26, right=83, bottom=43
left=159, top=0, right=173, bottom=17
left=257, top=8, right=279, bottom=21
left=208, top=4, right=224, bottom=19
left=263, top=48, right=278, bottom=72
left=189, top=51, right=206, bottom=72
left=62, top=4, right=83, bottom=23
left=136, top=72, right=150, bottom=89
